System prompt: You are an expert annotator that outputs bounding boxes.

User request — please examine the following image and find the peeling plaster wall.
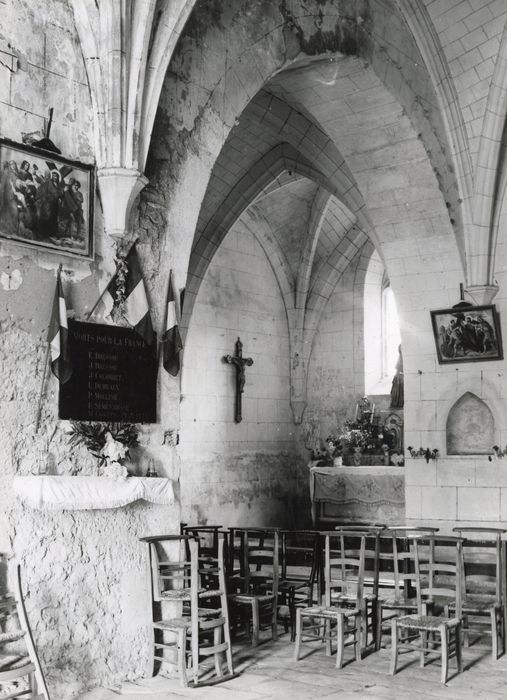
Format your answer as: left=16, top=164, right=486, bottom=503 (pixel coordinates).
left=179, top=222, right=309, bottom=528
left=11, top=504, right=177, bottom=699
left=0, top=3, right=179, bottom=697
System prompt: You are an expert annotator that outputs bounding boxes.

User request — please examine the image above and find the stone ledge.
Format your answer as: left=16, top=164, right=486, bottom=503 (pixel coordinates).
left=13, top=475, right=174, bottom=511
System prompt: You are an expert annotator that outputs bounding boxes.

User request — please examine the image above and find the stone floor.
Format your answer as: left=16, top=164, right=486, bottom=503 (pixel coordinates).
left=76, top=632, right=507, bottom=700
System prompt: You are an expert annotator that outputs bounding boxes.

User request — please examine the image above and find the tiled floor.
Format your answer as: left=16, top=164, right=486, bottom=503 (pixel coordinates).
left=77, top=634, right=507, bottom=700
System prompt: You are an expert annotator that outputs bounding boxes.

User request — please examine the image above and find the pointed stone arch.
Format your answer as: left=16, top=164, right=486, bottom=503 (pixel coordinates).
left=446, top=392, right=494, bottom=455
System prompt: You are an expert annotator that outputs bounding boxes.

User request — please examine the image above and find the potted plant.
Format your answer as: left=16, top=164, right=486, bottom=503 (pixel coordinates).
left=324, top=435, right=343, bottom=466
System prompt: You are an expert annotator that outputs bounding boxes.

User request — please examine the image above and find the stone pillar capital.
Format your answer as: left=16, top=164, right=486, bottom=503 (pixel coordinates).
left=464, top=284, right=499, bottom=306
left=290, top=399, right=307, bottom=424
left=97, top=168, right=148, bottom=241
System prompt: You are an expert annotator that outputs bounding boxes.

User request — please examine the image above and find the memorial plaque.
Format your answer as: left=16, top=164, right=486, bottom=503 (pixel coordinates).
left=59, top=320, right=157, bottom=423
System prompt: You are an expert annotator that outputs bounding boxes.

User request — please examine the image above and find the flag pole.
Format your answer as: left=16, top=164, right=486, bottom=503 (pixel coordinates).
left=85, top=283, right=109, bottom=321
left=34, top=342, right=51, bottom=433
left=85, top=239, right=139, bottom=321
left=35, top=263, right=63, bottom=432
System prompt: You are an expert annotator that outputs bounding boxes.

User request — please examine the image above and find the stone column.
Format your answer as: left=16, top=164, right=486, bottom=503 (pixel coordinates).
left=97, top=168, right=148, bottom=241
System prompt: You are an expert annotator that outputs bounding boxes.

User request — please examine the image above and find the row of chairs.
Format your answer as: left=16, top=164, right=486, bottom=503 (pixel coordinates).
left=141, top=524, right=507, bottom=687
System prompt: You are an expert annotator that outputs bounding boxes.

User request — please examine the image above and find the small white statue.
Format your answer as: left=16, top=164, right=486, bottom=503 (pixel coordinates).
left=99, top=432, right=129, bottom=478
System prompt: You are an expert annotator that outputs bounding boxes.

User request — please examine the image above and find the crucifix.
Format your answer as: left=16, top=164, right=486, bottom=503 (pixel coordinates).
left=223, top=337, right=254, bottom=423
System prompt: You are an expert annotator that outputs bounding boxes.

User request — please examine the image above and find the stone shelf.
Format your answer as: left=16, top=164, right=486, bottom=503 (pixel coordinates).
left=13, top=475, right=174, bottom=511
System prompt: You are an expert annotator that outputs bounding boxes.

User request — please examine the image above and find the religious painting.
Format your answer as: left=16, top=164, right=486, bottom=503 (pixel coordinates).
left=430, top=304, right=503, bottom=363
left=0, top=138, right=94, bottom=259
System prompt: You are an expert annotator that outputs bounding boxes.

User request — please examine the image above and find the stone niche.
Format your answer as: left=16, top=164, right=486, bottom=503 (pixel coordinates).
left=446, top=392, right=494, bottom=455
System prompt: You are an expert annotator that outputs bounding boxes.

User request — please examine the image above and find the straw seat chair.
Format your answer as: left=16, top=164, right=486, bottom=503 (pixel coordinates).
left=228, top=528, right=279, bottom=646
left=390, top=535, right=464, bottom=684
left=0, top=564, right=50, bottom=699
left=141, top=534, right=233, bottom=687
left=294, top=530, right=367, bottom=668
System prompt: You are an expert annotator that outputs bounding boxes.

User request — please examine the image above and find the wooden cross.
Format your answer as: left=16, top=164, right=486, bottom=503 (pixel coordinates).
left=223, top=337, right=253, bottom=423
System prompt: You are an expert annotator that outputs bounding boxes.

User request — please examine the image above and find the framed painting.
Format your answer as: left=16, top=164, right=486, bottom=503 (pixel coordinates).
left=430, top=304, right=503, bottom=363
left=0, top=138, right=94, bottom=259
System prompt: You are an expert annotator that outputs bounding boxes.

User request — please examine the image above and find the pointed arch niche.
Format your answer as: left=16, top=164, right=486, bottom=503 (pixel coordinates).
left=446, top=392, right=494, bottom=455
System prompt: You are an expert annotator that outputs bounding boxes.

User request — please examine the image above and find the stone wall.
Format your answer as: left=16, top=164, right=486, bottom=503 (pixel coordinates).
left=11, top=502, right=178, bottom=698
left=0, top=3, right=181, bottom=697
left=305, top=255, right=362, bottom=441
left=179, top=221, right=309, bottom=528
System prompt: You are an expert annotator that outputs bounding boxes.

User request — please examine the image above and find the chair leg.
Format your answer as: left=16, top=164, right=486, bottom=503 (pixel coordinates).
left=336, top=613, right=344, bottom=669
left=290, top=605, right=296, bottom=642
left=420, top=631, right=427, bottom=668
left=390, top=619, right=398, bottom=676
left=223, top=616, right=234, bottom=676
left=491, top=608, right=499, bottom=660
left=213, top=626, right=223, bottom=677
left=251, top=598, right=260, bottom=647
left=463, top=614, right=469, bottom=647
left=501, top=610, right=506, bottom=656
left=29, top=670, right=37, bottom=697
left=272, top=598, right=278, bottom=642
left=177, top=628, right=188, bottom=688
left=455, top=622, right=463, bottom=674
left=325, top=619, right=332, bottom=656
left=294, top=609, right=302, bottom=661
left=441, top=625, right=449, bottom=685
left=355, top=614, right=362, bottom=662
left=375, top=601, right=382, bottom=651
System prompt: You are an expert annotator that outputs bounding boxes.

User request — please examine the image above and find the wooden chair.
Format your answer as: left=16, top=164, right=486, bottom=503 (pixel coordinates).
left=376, top=526, right=440, bottom=648
left=390, top=535, right=464, bottom=684
left=333, top=525, right=384, bottom=650
left=141, top=534, right=233, bottom=687
left=450, top=526, right=506, bottom=659
left=228, top=528, right=279, bottom=646
left=279, top=530, right=320, bottom=641
left=294, top=530, right=366, bottom=668
left=0, top=564, right=50, bottom=699
left=182, top=526, right=227, bottom=589
left=182, top=526, right=223, bottom=559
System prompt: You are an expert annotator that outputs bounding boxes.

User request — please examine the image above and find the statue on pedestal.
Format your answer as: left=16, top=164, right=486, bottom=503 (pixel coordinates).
left=390, top=344, right=404, bottom=409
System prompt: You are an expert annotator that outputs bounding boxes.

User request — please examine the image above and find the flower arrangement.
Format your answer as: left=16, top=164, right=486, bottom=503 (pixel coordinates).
left=339, top=427, right=369, bottom=450
left=492, top=445, right=507, bottom=458
left=407, top=446, right=439, bottom=463
left=325, top=435, right=343, bottom=458
left=67, top=422, right=139, bottom=476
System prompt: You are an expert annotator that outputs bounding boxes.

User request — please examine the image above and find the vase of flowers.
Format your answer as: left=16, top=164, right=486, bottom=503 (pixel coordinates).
left=67, top=421, right=139, bottom=477
left=338, top=427, right=369, bottom=466
left=324, top=435, right=343, bottom=466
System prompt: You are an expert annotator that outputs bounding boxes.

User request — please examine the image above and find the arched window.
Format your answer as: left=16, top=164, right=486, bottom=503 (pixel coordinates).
left=381, top=279, right=401, bottom=381
left=364, top=251, right=401, bottom=393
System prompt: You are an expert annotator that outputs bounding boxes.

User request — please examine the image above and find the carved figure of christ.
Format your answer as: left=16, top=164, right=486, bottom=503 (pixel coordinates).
left=222, top=337, right=253, bottom=423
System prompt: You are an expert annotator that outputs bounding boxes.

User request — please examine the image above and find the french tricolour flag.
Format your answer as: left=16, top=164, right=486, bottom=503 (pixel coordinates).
left=162, top=270, right=183, bottom=376
left=47, top=270, right=72, bottom=383
left=104, top=243, right=155, bottom=346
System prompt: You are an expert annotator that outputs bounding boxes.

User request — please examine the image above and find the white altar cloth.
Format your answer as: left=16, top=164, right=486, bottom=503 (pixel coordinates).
left=13, top=475, right=175, bottom=510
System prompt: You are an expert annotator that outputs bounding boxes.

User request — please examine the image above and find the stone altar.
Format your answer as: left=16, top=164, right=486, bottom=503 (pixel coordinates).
left=309, top=464, right=405, bottom=525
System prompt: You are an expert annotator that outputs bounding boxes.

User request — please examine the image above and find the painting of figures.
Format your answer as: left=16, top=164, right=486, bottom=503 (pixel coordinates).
left=430, top=305, right=503, bottom=363
left=0, top=139, right=94, bottom=259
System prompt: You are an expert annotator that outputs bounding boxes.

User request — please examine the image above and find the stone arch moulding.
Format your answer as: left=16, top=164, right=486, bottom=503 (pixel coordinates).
left=182, top=141, right=360, bottom=338
left=446, top=392, right=494, bottom=456
left=434, top=374, right=505, bottom=455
